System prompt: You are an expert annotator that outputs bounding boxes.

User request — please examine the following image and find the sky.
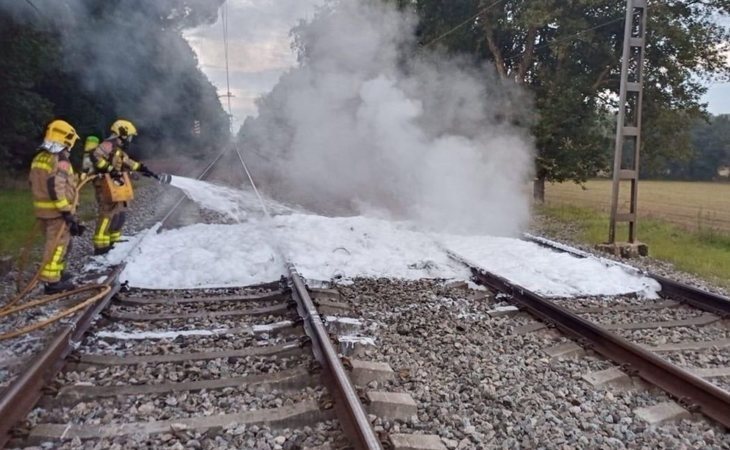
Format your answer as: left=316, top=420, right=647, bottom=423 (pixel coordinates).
left=184, top=0, right=730, bottom=129
left=704, top=83, right=730, bottom=115
left=184, top=0, right=324, bottom=130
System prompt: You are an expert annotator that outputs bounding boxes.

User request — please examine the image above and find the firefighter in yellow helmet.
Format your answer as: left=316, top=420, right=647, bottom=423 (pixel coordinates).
left=88, top=119, right=160, bottom=255
left=29, top=120, right=86, bottom=294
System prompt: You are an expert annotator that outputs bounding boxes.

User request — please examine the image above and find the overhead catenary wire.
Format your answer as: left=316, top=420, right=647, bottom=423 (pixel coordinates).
left=23, top=0, right=41, bottom=15
left=420, top=0, right=506, bottom=48
left=218, top=2, right=272, bottom=221
left=221, top=1, right=234, bottom=133
left=501, top=16, right=625, bottom=63
left=420, top=1, right=625, bottom=69
left=219, top=8, right=277, bottom=224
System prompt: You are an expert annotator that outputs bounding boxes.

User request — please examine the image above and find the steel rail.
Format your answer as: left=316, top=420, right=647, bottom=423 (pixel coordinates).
left=449, top=250, right=730, bottom=429
left=651, top=274, right=730, bottom=317
left=0, top=146, right=237, bottom=447
left=159, top=144, right=232, bottom=228
left=0, top=267, right=123, bottom=448
left=287, top=264, right=382, bottom=450
left=523, top=234, right=730, bottom=317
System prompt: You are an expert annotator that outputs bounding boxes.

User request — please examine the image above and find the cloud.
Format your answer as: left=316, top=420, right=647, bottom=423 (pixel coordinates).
left=185, top=0, right=324, bottom=125
left=190, top=38, right=293, bottom=73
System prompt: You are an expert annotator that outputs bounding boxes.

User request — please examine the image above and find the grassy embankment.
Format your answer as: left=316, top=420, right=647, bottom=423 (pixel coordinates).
left=540, top=180, right=730, bottom=287
left=0, top=185, right=97, bottom=260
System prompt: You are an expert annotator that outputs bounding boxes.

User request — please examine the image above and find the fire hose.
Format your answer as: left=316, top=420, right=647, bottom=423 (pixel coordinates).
left=0, top=175, right=111, bottom=340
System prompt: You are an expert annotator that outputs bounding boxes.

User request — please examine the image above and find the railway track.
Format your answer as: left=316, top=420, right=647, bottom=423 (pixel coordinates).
left=0, top=148, right=235, bottom=436
left=0, top=145, right=433, bottom=448
left=3, top=264, right=448, bottom=449
left=2, top=146, right=728, bottom=448
left=447, top=239, right=730, bottom=430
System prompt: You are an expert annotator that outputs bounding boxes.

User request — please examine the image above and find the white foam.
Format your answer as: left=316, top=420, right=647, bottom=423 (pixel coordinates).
left=440, top=235, right=661, bottom=299
left=325, top=316, right=363, bottom=326
left=337, top=335, right=376, bottom=345
left=251, top=320, right=294, bottom=333
left=95, top=329, right=226, bottom=340
left=110, top=214, right=662, bottom=299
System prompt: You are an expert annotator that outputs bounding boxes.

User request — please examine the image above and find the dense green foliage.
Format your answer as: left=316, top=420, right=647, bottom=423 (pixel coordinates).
left=667, top=114, right=730, bottom=180
left=0, top=0, right=229, bottom=173
left=392, top=0, right=730, bottom=189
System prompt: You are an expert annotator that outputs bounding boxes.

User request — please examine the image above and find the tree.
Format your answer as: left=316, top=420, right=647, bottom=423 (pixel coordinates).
left=0, top=15, right=54, bottom=172
left=664, top=114, right=730, bottom=180
left=0, top=0, right=229, bottom=173
left=402, top=0, right=730, bottom=200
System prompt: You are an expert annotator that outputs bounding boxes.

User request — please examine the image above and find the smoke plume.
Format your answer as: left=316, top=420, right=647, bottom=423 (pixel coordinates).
left=240, top=0, right=534, bottom=235
left=0, top=0, right=228, bottom=155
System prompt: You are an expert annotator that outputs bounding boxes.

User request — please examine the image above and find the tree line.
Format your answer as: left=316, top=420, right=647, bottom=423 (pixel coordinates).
left=389, top=0, right=730, bottom=195
left=0, top=0, right=229, bottom=174
left=672, top=114, right=730, bottom=181
left=1, top=0, right=728, bottom=188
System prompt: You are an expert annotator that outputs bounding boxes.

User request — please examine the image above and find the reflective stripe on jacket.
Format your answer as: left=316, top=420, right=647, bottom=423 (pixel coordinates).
left=29, top=151, right=77, bottom=219
left=90, top=140, right=141, bottom=174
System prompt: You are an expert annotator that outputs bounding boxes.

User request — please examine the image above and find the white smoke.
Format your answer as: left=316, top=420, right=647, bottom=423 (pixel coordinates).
left=1, top=0, right=226, bottom=145
left=240, top=0, right=534, bottom=235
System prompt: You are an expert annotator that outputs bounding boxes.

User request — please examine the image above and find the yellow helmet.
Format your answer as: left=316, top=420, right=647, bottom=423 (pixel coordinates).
left=110, top=119, right=138, bottom=138
left=43, top=120, right=79, bottom=152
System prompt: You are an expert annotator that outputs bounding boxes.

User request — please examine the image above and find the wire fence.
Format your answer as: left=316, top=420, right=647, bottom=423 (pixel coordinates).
left=545, top=180, right=730, bottom=234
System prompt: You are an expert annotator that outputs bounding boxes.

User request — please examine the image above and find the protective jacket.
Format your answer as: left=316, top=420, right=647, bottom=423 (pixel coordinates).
left=90, top=138, right=140, bottom=252
left=89, top=139, right=141, bottom=174
left=29, top=150, right=77, bottom=219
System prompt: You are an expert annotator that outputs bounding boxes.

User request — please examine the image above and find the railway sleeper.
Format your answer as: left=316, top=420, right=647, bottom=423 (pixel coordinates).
left=114, top=289, right=290, bottom=306
left=25, top=400, right=335, bottom=444
left=103, top=301, right=296, bottom=322
left=40, top=366, right=320, bottom=407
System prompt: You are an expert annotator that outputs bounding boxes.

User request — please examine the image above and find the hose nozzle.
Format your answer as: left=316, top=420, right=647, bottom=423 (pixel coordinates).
left=156, top=173, right=172, bottom=185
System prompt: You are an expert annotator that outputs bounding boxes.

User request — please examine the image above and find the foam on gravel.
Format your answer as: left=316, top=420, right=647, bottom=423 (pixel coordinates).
left=95, top=213, right=659, bottom=299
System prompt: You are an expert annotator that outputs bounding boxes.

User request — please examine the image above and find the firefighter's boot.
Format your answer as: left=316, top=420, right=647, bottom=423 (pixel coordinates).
left=94, top=246, right=112, bottom=256
left=45, top=279, right=76, bottom=295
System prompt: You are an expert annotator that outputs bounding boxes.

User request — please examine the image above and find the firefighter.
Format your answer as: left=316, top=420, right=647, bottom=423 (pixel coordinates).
left=88, top=119, right=159, bottom=255
left=81, top=135, right=100, bottom=175
left=29, top=120, right=86, bottom=294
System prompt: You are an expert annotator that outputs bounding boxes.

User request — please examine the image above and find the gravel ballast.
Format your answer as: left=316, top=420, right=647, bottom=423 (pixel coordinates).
left=341, top=278, right=730, bottom=449
left=10, top=420, right=348, bottom=450
left=30, top=385, right=327, bottom=426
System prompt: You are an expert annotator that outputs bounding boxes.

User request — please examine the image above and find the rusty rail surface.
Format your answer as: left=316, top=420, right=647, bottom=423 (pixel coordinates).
left=0, top=268, right=122, bottom=448
left=449, top=251, right=730, bottom=429
left=287, top=264, right=382, bottom=450
left=649, top=274, right=730, bottom=317
left=523, top=234, right=730, bottom=317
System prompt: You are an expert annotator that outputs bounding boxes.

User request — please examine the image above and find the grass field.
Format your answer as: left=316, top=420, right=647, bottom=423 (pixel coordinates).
left=546, top=179, right=730, bottom=233
left=0, top=187, right=97, bottom=260
left=0, top=190, right=36, bottom=259
left=542, top=179, right=730, bottom=287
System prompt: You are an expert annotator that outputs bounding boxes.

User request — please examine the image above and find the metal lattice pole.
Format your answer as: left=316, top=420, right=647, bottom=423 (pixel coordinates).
left=608, top=0, right=647, bottom=246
